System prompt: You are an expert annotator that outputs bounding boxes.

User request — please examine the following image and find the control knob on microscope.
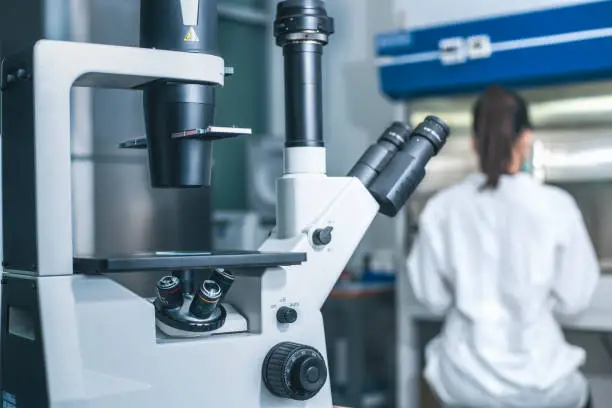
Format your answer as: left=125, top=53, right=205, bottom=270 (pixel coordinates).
left=312, top=226, right=333, bottom=246
left=262, top=342, right=328, bottom=401
left=276, top=306, right=298, bottom=324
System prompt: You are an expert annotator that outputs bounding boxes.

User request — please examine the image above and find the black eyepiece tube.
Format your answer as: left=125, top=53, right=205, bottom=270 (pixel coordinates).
left=368, top=116, right=450, bottom=217
left=140, top=0, right=219, bottom=188
left=348, top=122, right=412, bottom=187
left=274, top=0, right=334, bottom=148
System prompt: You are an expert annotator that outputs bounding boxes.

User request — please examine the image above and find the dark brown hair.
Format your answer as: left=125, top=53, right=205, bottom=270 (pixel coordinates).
left=472, top=85, right=532, bottom=190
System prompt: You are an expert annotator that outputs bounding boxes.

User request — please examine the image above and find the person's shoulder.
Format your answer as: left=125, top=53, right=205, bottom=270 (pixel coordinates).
left=519, top=178, right=581, bottom=221
left=420, top=179, right=470, bottom=220
left=426, top=185, right=461, bottom=209
left=535, top=181, right=578, bottom=209
left=431, top=174, right=478, bottom=202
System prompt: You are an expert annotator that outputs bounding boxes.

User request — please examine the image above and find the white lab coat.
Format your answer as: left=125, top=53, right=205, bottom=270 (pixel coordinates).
left=407, top=173, right=600, bottom=408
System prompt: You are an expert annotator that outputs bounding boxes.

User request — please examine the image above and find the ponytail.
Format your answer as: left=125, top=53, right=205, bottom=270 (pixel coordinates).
left=472, top=85, right=532, bottom=190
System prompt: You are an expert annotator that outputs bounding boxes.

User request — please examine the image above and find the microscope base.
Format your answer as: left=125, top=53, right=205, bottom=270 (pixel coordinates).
left=1, top=273, right=334, bottom=407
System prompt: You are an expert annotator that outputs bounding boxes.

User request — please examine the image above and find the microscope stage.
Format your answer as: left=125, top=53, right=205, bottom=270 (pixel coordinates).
left=73, top=250, right=306, bottom=274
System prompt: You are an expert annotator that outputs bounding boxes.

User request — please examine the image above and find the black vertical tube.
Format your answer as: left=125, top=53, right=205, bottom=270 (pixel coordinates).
left=282, top=42, right=324, bottom=148
left=274, top=0, right=334, bottom=149
left=140, top=0, right=219, bottom=188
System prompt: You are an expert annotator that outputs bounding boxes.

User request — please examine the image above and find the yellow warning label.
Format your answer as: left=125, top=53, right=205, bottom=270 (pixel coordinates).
left=184, top=27, right=200, bottom=42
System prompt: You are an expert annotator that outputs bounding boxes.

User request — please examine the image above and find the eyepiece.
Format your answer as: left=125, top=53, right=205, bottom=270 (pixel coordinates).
left=189, top=280, right=222, bottom=319
left=367, top=116, right=450, bottom=217
left=156, top=275, right=184, bottom=309
left=413, top=115, right=450, bottom=154
left=380, top=122, right=412, bottom=147
left=348, top=122, right=412, bottom=187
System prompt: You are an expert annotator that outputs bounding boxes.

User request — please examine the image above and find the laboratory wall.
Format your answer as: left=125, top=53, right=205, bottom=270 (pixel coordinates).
left=324, top=0, right=402, bottom=270
left=214, top=4, right=270, bottom=210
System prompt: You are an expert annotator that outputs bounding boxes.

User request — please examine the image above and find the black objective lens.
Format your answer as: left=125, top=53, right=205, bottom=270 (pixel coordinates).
left=156, top=275, right=184, bottom=309
left=209, top=268, right=235, bottom=302
left=348, top=122, right=411, bottom=187
left=190, top=280, right=222, bottom=319
left=368, top=116, right=450, bottom=217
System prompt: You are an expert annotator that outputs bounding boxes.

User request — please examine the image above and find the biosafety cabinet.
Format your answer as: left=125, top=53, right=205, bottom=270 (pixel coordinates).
left=377, top=0, right=612, bottom=265
left=375, top=1, right=612, bottom=407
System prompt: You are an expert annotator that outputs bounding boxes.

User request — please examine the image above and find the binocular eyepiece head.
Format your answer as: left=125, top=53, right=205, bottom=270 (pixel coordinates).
left=349, top=116, right=451, bottom=217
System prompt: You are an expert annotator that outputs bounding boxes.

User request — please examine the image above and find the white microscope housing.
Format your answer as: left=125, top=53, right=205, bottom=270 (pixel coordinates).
left=0, top=1, right=449, bottom=407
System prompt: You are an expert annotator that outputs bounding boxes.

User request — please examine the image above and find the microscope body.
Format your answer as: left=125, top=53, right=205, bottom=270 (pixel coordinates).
left=0, top=41, right=377, bottom=404
left=0, top=1, right=449, bottom=407
left=2, top=175, right=377, bottom=408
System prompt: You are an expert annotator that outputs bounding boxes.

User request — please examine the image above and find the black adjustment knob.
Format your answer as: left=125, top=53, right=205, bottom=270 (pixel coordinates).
left=263, top=342, right=328, bottom=401
left=276, top=307, right=298, bottom=324
left=16, top=69, right=30, bottom=80
left=312, top=226, right=333, bottom=246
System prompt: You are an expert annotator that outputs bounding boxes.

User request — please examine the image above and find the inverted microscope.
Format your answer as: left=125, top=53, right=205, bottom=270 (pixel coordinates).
left=0, top=0, right=449, bottom=407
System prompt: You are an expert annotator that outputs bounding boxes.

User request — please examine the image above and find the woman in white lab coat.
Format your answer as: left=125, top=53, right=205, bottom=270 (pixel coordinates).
left=407, top=85, right=600, bottom=408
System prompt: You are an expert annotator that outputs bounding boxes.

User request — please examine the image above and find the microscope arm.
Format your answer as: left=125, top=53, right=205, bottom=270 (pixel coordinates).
left=260, top=0, right=450, bottom=314
left=259, top=116, right=450, bottom=310
left=259, top=175, right=379, bottom=309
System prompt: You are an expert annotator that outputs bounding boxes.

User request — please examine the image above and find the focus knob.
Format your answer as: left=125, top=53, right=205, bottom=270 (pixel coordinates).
left=312, top=226, right=333, bottom=246
left=263, top=342, right=328, bottom=401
